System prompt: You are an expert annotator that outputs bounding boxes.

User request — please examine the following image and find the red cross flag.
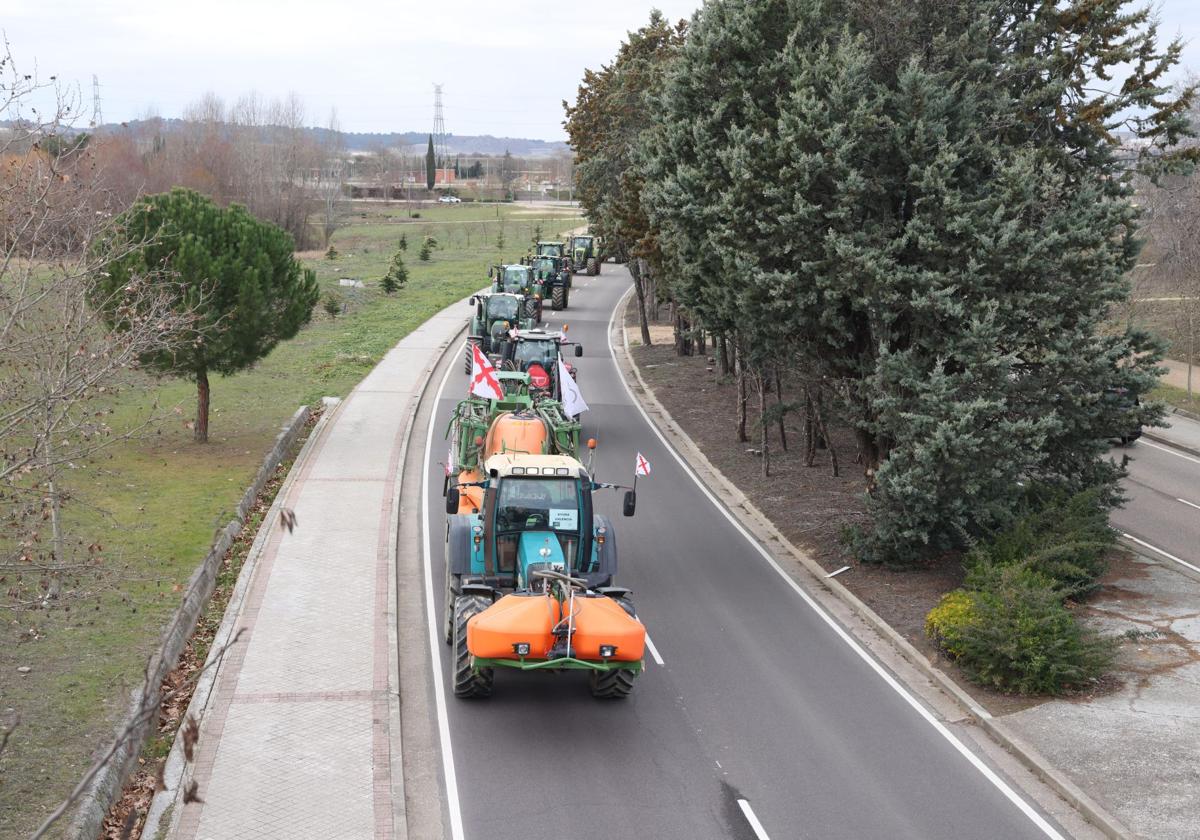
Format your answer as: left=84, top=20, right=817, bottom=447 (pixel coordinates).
left=635, top=452, right=652, bottom=476
left=469, top=343, right=503, bottom=400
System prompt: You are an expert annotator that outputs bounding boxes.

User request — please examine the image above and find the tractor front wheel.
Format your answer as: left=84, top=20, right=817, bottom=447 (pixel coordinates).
left=552, top=285, right=566, bottom=310
left=587, top=257, right=598, bottom=276
left=452, top=595, right=494, bottom=698
left=590, top=667, right=636, bottom=699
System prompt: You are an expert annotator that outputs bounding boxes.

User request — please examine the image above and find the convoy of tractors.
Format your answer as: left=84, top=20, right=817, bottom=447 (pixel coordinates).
left=441, top=232, right=649, bottom=701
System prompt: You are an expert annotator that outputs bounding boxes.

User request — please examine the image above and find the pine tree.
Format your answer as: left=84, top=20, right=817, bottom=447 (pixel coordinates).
left=381, top=251, right=408, bottom=294
left=644, top=0, right=1190, bottom=563
left=398, top=232, right=407, bottom=251
left=92, top=188, right=319, bottom=443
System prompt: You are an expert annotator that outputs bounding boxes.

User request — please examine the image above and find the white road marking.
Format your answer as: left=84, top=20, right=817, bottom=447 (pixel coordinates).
left=606, top=289, right=1066, bottom=840
left=1138, top=439, right=1200, bottom=466
left=737, top=800, right=772, bottom=840
left=1122, top=532, right=1200, bottom=575
left=644, top=633, right=665, bottom=666
left=1176, top=497, right=1200, bottom=512
left=422, top=347, right=466, bottom=840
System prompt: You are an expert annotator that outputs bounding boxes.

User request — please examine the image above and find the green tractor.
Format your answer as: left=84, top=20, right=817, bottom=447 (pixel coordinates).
left=568, top=234, right=601, bottom=276
left=489, top=264, right=544, bottom=321
left=535, top=240, right=568, bottom=259
left=497, top=327, right=583, bottom=401
left=464, top=292, right=537, bottom=374
left=528, top=254, right=573, bottom=310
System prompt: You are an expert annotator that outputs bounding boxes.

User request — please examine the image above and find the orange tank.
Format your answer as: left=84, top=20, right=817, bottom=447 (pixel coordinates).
left=455, top=467, right=483, bottom=514
left=570, top=597, right=646, bottom=662
left=467, top=593, right=646, bottom=663
left=467, top=594, right=557, bottom=659
left=484, top=412, right=548, bottom=458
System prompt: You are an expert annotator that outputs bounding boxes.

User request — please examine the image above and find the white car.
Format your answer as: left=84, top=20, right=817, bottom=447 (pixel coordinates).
left=438, top=195, right=462, bottom=204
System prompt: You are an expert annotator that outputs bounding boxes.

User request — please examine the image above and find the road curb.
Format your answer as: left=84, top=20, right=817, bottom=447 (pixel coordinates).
left=1141, top=429, right=1200, bottom=460
left=140, top=402, right=337, bottom=840
left=610, top=289, right=1132, bottom=840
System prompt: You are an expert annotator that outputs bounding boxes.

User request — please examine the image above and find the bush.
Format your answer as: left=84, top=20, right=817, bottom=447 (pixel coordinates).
left=322, top=292, right=342, bottom=318
left=418, top=242, right=432, bottom=262
left=381, top=252, right=407, bottom=294
left=924, top=590, right=978, bottom=659
left=398, top=233, right=407, bottom=251
left=933, top=565, right=1114, bottom=695
left=965, top=486, right=1114, bottom=597
left=325, top=245, right=338, bottom=260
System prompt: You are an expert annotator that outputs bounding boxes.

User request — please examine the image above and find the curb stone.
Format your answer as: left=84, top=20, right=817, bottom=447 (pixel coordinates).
left=139, top=402, right=336, bottom=840
left=1140, top=429, right=1200, bottom=460
left=609, top=288, right=1132, bottom=840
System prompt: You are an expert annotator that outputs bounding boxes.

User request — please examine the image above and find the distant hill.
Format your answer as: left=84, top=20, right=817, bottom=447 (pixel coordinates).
left=1, top=118, right=569, bottom=158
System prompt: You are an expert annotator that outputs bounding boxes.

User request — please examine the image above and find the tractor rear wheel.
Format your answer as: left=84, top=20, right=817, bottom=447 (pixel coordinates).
left=587, top=257, right=598, bottom=276
left=524, top=298, right=539, bottom=320
left=464, top=338, right=479, bottom=374
left=590, top=667, right=636, bottom=699
left=452, top=595, right=493, bottom=698
left=552, top=285, right=566, bottom=310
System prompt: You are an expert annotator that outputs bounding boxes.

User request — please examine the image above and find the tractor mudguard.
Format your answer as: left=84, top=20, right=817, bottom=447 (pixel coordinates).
left=446, top=515, right=474, bottom=576
left=460, top=582, right=497, bottom=599
left=596, top=586, right=632, bottom=600
left=592, top=514, right=617, bottom=583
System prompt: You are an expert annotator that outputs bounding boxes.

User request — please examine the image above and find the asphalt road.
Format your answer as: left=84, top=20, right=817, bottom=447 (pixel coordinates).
left=1112, top=438, right=1200, bottom=574
left=420, top=266, right=1067, bottom=840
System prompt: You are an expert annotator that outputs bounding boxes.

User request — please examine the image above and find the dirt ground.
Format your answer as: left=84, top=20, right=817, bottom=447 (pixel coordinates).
left=626, top=308, right=1137, bottom=715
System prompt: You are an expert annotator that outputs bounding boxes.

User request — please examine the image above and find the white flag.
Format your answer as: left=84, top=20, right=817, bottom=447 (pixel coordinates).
left=469, top=343, right=503, bottom=400
left=557, top=355, right=589, bottom=417
left=635, top=452, right=652, bottom=476
left=445, top=447, right=455, bottom=476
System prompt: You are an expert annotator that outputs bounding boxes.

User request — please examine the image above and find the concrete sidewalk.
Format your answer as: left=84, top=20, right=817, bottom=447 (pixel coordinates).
left=158, top=299, right=469, bottom=840
left=1145, top=409, right=1200, bottom=457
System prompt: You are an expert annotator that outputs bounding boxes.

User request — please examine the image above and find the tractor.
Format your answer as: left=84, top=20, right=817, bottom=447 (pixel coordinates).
left=535, top=240, right=568, bottom=259
left=443, top=451, right=643, bottom=699
left=464, top=292, right=537, bottom=374
left=528, top=254, right=572, bottom=310
left=497, top=327, right=582, bottom=402
left=568, top=234, right=601, bottom=276
left=490, top=264, right=544, bottom=321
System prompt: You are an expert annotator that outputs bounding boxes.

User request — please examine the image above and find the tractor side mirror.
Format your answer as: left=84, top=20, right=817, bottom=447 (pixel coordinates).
left=574, top=344, right=583, bottom=357
left=622, top=490, right=636, bottom=517
left=445, top=487, right=460, bottom=515
left=469, top=296, right=477, bottom=306
left=487, top=267, right=494, bottom=278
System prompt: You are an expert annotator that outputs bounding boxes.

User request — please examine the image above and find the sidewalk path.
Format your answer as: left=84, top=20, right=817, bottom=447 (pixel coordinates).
left=1145, top=407, right=1200, bottom=456
left=165, top=299, right=469, bottom=840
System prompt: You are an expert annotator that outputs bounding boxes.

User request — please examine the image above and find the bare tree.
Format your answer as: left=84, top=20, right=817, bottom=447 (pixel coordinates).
left=316, top=109, right=348, bottom=248
left=1, top=41, right=199, bottom=607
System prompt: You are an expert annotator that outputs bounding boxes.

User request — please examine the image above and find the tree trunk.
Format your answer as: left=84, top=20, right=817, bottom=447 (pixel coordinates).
left=758, top=370, right=770, bottom=477
left=196, top=367, right=210, bottom=443
left=697, top=328, right=706, bottom=355
left=672, top=305, right=692, bottom=357
left=735, top=337, right=749, bottom=443
left=629, top=258, right=652, bottom=346
left=774, top=368, right=788, bottom=452
left=812, top=388, right=838, bottom=477
left=804, top=387, right=817, bottom=467
left=719, top=333, right=732, bottom=375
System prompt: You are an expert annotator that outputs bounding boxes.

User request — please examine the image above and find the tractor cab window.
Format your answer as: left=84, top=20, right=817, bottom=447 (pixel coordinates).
left=502, top=267, right=529, bottom=290
left=532, top=257, right=556, bottom=278
left=487, top=296, right=519, bottom=321
left=495, top=477, right=579, bottom=532
left=513, top=339, right=557, bottom=370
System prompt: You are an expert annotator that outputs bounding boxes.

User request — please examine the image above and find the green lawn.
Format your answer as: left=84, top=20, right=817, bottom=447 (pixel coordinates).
left=0, top=201, right=583, bottom=837
left=1150, top=382, right=1200, bottom=417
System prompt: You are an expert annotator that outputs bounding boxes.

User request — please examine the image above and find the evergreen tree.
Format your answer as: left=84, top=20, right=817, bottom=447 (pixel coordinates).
left=381, top=251, right=408, bottom=294
left=92, top=188, right=319, bottom=443
left=398, top=232, right=408, bottom=251
left=426, top=135, right=436, bottom=191
left=644, top=0, right=1191, bottom=562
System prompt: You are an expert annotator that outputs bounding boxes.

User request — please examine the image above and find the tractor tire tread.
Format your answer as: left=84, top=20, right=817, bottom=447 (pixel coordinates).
left=452, top=595, right=494, bottom=698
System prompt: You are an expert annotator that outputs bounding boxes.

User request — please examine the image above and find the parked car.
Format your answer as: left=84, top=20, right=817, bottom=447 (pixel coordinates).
left=438, top=195, right=462, bottom=204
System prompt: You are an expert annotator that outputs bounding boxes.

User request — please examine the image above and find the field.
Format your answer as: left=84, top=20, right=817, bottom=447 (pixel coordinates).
left=0, top=200, right=583, bottom=837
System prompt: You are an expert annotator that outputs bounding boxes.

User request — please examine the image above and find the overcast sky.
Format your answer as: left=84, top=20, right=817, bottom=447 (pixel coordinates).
left=2, top=0, right=1198, bottom=141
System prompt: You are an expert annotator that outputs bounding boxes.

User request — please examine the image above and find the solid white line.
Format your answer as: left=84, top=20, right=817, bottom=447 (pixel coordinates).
left=644, top=633, right=665, bottom=666
left=605, top=289, right=1065, bottom=840
left=1138, top=439, right=1200, bottom=466
left=1122, top=532, right=1200, bottom=575
left=737, top=799, right=772, bottom=840
left=422, top=346, right=466, bottom=840
left=1176, top=497, right=1200, bottom=512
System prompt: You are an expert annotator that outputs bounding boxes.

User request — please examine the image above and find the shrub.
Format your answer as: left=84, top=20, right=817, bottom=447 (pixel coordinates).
left=965, top=485, right=1114, bottom=597
left=398, top=233, right=408, bottom=251
left=322, top=292, right=342, bottom=318
left=381, top=252, right=407, bottom=294
left=418, top=241, right=432, bottom=262
left=325, top=245, right=338, bottom=260
left=951, top=566, right=1114, bottom=695
left=924, top=590, right=978, bottom=659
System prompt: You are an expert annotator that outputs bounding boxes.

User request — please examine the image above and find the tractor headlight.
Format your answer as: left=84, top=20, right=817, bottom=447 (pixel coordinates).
left=599, top=645, right=617, bottom=659
left=513, top=642, right=531, bottom=657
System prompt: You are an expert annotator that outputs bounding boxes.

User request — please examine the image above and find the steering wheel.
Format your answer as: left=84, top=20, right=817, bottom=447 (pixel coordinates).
left=523, top=511, right=548, bottom=528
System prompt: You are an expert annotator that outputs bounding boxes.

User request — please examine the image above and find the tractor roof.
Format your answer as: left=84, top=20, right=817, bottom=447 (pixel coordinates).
left=511, top=328, right=566, bottom=341
left=485, top=453, right=584, bottom=477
